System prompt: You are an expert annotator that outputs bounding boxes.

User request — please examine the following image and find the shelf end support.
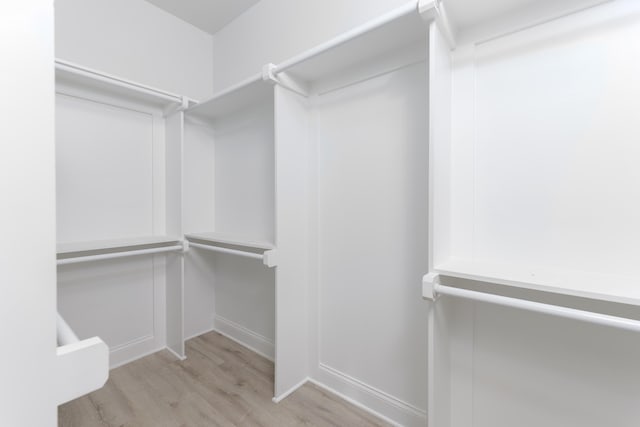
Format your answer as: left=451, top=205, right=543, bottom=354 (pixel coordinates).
left=262, top=63, right=310, bottom=97
left=263, top=249, right=278, bottom=268
left=423, top=272, right=441, bottom=301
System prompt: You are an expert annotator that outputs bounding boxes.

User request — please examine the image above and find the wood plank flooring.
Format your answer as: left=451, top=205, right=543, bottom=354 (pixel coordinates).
left=59, top=332, right=392, bottom=427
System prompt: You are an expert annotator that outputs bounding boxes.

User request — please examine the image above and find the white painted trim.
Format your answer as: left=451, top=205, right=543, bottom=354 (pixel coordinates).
left=184, top=326, right=216, bottom=342
left=109, top=339, right=163, bottom=369
left=312, top=364, right=427, bottom=427
left=213, top=315, right=275, bottom=361
left=110, top=345, right=185, bottom=371
left=272, top=377, right=309, bottom=403
left=165, top=345, right=187, bottom=361
left=307, top=378, right=403, bottom=427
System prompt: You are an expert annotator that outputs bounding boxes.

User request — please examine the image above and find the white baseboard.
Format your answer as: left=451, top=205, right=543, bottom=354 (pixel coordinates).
left=311, top=364, right=427, bottom=427
left=109, top=335, right=162, bottom=369
left=213, top=315, right=275, bottom=361
left=184, top=326, right=216, bottom=342
left=165, top=345, right=187, bottom=361
left=272, top=377, right=309, bottom=403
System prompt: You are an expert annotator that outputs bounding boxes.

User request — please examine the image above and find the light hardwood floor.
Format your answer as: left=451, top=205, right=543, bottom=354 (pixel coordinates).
left=59, top=332, right=392, bottom=427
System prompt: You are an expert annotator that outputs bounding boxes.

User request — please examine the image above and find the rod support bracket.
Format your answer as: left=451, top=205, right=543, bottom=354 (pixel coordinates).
left=418, top=0, right=439, bottom=18
left=262, top=63, right=279, bottom=86
left=180, top=96, right=189, bottom=111
left=263, top=249, right=278, bottom=268
left=422, top=272, right=441, bottom=301
left=181, top=240, right=190, bottom=254
left=418, top=0, right=456, bottom=48
left=262, top=63, right=310, bottom=97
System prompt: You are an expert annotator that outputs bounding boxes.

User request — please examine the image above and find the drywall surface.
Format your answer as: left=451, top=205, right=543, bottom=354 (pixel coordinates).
left=212, top=0, right=410, bottom=91
left=55, top=0, right=214, bottom=100
left=313, top=62, right=429, bottom=425
left=471, top=304, right=640, bottom=427
left=0, top=2, right=57, bottom=425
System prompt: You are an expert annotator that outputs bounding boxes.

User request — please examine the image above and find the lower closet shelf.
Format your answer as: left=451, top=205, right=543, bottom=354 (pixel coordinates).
left=57, top=236, right=184, bottom=265
left=185, top=232, right=278, bottom=268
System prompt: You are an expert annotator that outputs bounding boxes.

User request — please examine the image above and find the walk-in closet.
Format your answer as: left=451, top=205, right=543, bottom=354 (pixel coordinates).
left=2, top=0, right=640, bottom=426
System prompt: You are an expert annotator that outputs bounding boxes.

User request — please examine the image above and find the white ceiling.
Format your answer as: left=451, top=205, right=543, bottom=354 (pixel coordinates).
left=145, top=0, right=260, bottom=35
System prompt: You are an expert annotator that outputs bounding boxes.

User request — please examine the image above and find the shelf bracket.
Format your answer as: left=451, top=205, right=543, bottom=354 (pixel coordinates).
left=262, top=63, right=310, bottom=97
left=422, top=272, right=441, bottom=301
left=179, top=96, right=190, bottom=111
left=418, top=0, right=456, bottom=48
left=181, top=240, right=190, bottom=254
left=164, top=96, right=192, bottom=117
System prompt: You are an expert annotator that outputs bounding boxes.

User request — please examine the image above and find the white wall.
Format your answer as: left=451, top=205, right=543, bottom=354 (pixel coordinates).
left=55, top=0, right=214, bottom=100
left=0, top=2, right=57, bottom=426
left=311, top=62, right=429, bottom=426
left=212, top=0, right=410, bottom=91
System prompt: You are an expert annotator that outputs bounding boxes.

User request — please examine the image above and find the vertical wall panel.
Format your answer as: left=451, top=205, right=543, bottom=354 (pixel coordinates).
left=316, top=62, right=429, bottom=411
left=274, top=86, right=311, bottom=397
left=55, top=95, right=154, bottom=242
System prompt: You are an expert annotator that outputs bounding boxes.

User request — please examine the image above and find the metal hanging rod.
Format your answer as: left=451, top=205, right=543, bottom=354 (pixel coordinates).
left=434, top=283, right=640, bottom=333
left=57, top=244, right=184, bottom=266
left=272, top=1, right=419, bottom=75
left=188, top=241, right=264, bottom=261
left=55, top=59, right=188, bottom=106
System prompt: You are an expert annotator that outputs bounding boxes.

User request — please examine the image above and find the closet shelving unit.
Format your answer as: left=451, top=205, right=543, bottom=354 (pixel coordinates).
left=55, top=58, right=191, bottom=376
left=423, top=0, right=640, bottom=426
left=182, top=73, right=276, bottom=263
left=424, top=0, right=640, bottom=314
left=180, top=2, right=438, bottom=408
left=261, top=1, right=437, bottom=417
left=55, top=59, right=192, bottom=260
left=181, top=74, right=287, bottom=397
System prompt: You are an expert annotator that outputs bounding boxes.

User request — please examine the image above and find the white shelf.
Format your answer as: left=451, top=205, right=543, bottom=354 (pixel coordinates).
left=55, top=59, right=193, bottom=110
left=57, top=236, right=182, bottom=256
left=435, top=258, right=640, bottom=307
left=185, top=232, right=274, bottom=252
left=186, top=74, right=272, bottom=120
left=273, top=1, right=428, bottom=82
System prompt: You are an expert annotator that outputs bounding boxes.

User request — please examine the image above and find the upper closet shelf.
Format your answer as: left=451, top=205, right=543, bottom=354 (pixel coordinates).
left=270, top=0, right=449, bottom=84
left=56, top=59, right=196, bottom=111
left=186, top=74, right=272, bottom=121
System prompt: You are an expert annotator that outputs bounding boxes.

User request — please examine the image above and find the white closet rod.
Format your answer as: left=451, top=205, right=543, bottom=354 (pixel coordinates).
left=57, top=312, right=79, bottom=346
left=57, top=245, right=184, bottom=265
left=435, top=284, right=640, bottom=333
left=189, top=242, right=264, bottom=261
left=272, top=0, right=418, bottom=75
left=55, top=59, right=184, bottom=104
